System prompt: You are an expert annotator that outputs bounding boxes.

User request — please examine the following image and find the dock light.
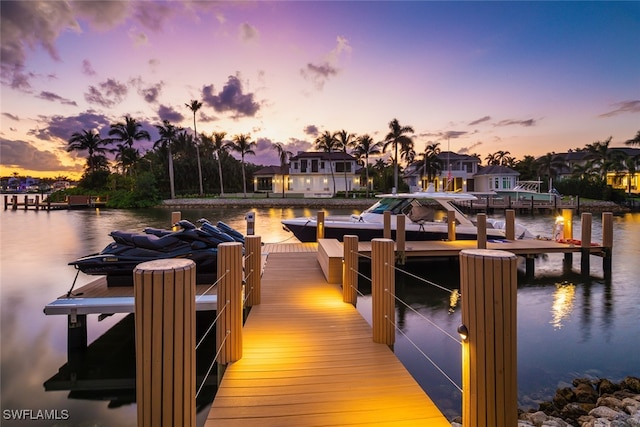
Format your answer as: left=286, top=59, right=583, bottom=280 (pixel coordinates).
left=457, top=324, right=469, bottom=341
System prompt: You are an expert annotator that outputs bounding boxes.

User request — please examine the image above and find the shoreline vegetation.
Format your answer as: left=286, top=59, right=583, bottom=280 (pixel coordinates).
left=160, top=196, right=631, bottom=212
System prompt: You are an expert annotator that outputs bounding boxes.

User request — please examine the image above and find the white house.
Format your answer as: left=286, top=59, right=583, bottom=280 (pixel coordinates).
left=253, top=151, right=362, bottom=197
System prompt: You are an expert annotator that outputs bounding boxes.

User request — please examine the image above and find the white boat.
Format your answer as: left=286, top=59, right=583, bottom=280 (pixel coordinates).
left=281, top=185, right=534, bottom=242
left=495, top=180, right=561, bottom=202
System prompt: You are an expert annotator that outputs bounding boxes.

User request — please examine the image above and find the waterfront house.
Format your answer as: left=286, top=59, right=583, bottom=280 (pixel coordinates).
left=403, top=151, right=481, bottom=192
left=253, top=151, right=362, bottom=197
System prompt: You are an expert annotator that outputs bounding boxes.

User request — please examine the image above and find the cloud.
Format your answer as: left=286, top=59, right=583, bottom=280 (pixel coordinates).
left=494, top=119, right=536, bottom=127
left=0, top=1, right=79, bottom=88
left=0, top=138, right=75, bottom=171
left=457, top=141, right=483, bottom=155
left=81, top=59, right=96, bottom=76
left=157, top=105, right=184, bottom=123
left=201, top=75, right=260, bottom=117
left=301, top=35, right=351, bottom=90
left=239, top=22, right=259, bottom=43
left=468, top=116, right=491, bottom=126
left=598, top=100, right=640, bottom=118
left=130, top=78, right=164, bottom=104
left=37, top=91, right=77, bottom=106
left=2, top=112, right=20, bottom=122
left=128, top=27, right=149, bottom=46
left=84, top=78, right=128, bottom=108
left=443, top=130, right=467, bottom=139
left=31, top=111, right=112, bottom=142
left=304, top=125, right=319, bottom=138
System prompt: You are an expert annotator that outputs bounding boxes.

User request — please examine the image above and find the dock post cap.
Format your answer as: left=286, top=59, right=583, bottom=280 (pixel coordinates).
left=460, top=249, right=517, bottom=259
left=134, top=258, right=195, bottom=272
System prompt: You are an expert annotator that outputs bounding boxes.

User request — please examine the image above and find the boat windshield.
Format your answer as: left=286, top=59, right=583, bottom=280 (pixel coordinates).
left=363, top=198, right=413, bottom=215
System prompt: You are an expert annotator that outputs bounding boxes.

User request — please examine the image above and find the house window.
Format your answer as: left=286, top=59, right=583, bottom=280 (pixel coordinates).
left=494, top=178, right=499, bottom=190
left=320, top=161, right=325, bottom=169
left=292, top=161, right=298, bottom=171
left=311, top=159, right=318, bottom=173
left=502, top=177, right=511, bottom=189
left=301, top=160, right=307, bottom=173
left=335, top=161, right=351, bottom=173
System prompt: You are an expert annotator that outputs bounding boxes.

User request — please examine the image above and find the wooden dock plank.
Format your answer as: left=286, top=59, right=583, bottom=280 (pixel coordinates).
left=206, top=251, right=450, bottom=427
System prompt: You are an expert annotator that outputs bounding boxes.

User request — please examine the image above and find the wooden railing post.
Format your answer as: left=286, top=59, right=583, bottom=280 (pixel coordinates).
left=505, top=209, right=515, bottom=240
left=383, top=211, right=391, bottom=239
left=343, top=235, right=359, bottom=305
left=447, top=210, right=456, bottom=241
left=460, top=249, right=518, bottom=427
left=476, top=213, right=487, bottom=249
left=134, top=258, right=196, bottom=427
left=580, top=212, right=592, bottom=274
left=396, top=214, right=406, bottom=264
left=216, top=242, right=244, bottom=369
left=316, top=211, right=325, bottom=241
left=601, top=212, right=613, bottom=275
left=371, top=238, right=395, bottom=347
left=244, top=235, right=262, bottom=307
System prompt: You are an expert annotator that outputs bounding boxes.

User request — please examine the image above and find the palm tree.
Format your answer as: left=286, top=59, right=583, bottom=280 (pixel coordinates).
left=625, top=130, right=640, bottom=146
left=186, top=100, right=204, bottom=195
left=419, top=142, right=442, bottom=189
left=67, top=129, right=110, bottom=173
left=211, top=131, right=228, bottom=196
left=154, top=120, right=180, bottom=199
left=382, top=118, right=414, bottom=192
left=352, top=134, right=381, bottom=197
left=535, top=152, right=566, bottom=182
left=335, top=129, right=356, bottom=198
left=229, top=133, right=256, bottom=198
left=272, top=142, right=293, bottom=198
left=108, top=116, right=150, bottom=176
left=315, top=130, right=338, bottom=196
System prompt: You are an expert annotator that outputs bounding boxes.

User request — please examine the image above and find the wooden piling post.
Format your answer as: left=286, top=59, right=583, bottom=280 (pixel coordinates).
left=12, top=195, right=17, bottom=210
left=244, top=236, right=261, bottom=307
left=580, top=213, right=592, bottom=274
left=371, top=238, right=395, bottom=347
left=505, top=209, right=515, bottom=240
left=460, top=249, right=518, bottom=427
left=35, top=195, right=40, bottom=211
left=476, top=214, right=487, bottom=249
left=171, top=211, right=181, bottom=229
left=396, top=215, right=406, bottom=264
left=383, top=211, right=391, bottom=239
left=601, top=212, right=613, bottom=274
left=3, top=195, right=7, bottom=210
left=447, top=210, right=456, bottom=241
left=343, top=235, right=359, bottom=305
left=216, top=242, right=244, bottom=368
left=23, top=195, right=28, bottom=210
left=562, top=209, right=574, bottom=264
left=134, top=259, right=196, bottom=427
left=316, top=211, right=325, bottom=241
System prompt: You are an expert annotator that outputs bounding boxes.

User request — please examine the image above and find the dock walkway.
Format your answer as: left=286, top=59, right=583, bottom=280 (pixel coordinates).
left=205, top=248, right=450, bottom=426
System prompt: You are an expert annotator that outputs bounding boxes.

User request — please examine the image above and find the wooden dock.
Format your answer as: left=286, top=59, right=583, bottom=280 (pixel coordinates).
left=205, top=249, right=450, bottom=426
left=4, top=194, right=107, bottom=211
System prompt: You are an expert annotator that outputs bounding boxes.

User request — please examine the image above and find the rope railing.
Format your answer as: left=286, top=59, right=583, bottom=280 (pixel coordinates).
left=387, top=315, right=462, bottom=393
left=196, top=331, right=229, bottom=399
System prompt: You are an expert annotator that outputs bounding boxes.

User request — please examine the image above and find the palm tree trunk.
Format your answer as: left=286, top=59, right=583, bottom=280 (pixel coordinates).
left=217, top=155, right=224, bottom=196
left=168, top=148, right=176, bottom=199
left=241, top=156, right=247, bottom=198
left=196, top=145, right=203, bottom=195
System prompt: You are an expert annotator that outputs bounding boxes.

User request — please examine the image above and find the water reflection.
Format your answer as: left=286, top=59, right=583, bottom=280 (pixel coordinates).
left=550, top=281, right=576, bottom=329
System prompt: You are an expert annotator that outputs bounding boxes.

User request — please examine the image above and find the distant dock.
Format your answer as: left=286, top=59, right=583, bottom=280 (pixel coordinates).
left=3, top=194, right=107, bottom=211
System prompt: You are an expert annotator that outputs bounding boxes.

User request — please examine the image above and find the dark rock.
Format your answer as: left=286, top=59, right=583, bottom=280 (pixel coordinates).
left=597, top=378, right=620, bottom=395
left=575, top=383, right=598, bottom=403
left=561, top=402, right=589, bottom=419
left=621, top=376, right=640, bottom=393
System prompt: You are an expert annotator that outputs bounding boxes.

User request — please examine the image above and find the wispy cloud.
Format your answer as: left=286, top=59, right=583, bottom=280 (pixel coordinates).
left=494, top=118, right=536, bottom=127
left=599, top=100, right=640, bottom=118
left=468, top=115, right=491, bottom=126
left=301, top=35, right=351, bottom=90
left=37, top=91, right=77, bottom=106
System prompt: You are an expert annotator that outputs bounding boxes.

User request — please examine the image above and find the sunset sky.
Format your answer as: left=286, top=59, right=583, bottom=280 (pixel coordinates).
left=1, top=1, right=639, bottom=180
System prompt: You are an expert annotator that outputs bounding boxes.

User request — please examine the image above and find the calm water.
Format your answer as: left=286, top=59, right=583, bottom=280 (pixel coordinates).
left=1, top=201, right=639, bottom=424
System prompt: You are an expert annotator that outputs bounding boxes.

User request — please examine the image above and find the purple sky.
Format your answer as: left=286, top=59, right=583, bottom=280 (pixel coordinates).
left=1, top=1, right=639, bottom=179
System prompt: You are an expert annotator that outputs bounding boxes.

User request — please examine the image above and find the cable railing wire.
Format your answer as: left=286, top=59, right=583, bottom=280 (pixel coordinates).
left=196, top=303, right=228, bottom=350
left=387, top=315, right=462, bottom=393
left=196, top=270, right=228, bottom=302
left=390, top=263, right=456, bottom=294
left=196, top=331, right=229, bottom=399
left=386, top=289, right=460, bottom=344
